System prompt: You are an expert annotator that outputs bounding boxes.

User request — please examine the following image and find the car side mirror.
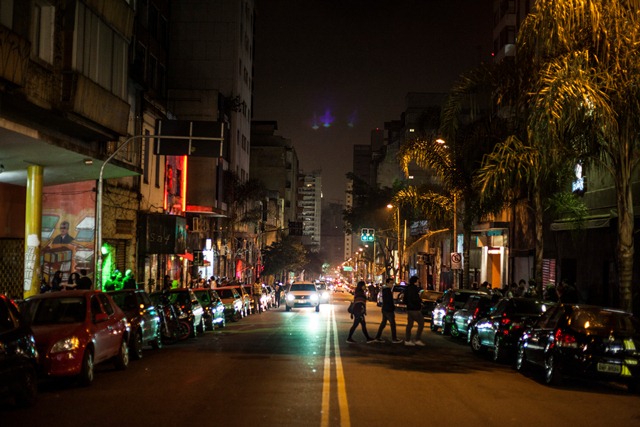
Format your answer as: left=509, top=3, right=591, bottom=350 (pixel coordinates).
left=94, top=313, right=108, bottom=323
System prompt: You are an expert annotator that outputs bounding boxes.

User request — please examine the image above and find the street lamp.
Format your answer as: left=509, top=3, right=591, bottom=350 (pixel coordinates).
left=387, top=204, right=405, bottom=284
left=437, top=138, right=459, bottom=288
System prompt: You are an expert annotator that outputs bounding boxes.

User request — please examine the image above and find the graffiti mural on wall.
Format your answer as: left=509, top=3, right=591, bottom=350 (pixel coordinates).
left=41, top=181, right=96, bottom=284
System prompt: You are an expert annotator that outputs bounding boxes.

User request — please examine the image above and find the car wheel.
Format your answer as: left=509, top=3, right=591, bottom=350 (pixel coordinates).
left=15, top=365, right=38, bottom=407
left=544, top=353, right=563, bottom=386
left=178, top=320, right=191, bottom=340
left=131, top=329, right=144, bottom=360
left=450, top=323, right=460, bottom=338
left=515, top=343, right=527, bottom=372
left=470, top=330, right=484, bottom=354
left=441, top=321, right=450, bottom=336
left=79, top=348, right=94, bottom=386
left=114, top=338, right=129, bottom=370
left=493, top=336, right=504, bottom=363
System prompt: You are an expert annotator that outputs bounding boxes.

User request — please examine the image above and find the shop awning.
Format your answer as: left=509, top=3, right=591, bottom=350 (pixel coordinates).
left=178, top=253, right=193, bottom=261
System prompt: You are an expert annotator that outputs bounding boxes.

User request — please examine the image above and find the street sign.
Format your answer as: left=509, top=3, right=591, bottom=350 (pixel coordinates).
left=155, top=120, right=227, bottom=157
left=451, top=252, right=462, bottom=269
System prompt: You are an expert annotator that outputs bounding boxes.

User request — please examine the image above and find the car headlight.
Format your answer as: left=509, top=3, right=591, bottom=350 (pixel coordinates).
left=310, top=294, right=319, bottom=302
left=51, top=336, right=81, bottom=353
left=286, top=294, right=295, bottom=302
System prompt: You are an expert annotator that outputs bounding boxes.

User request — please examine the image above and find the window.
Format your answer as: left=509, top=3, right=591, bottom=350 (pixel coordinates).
left=0, top=0, right=14, bottom=29
left=73, top=3, right=128, bottom=99
left=32, top=0, right=54, bottom=64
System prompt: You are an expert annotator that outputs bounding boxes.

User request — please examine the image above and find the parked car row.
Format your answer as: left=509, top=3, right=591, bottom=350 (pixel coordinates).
left=433, top=289, right=640, bottom=393
left=0, top=284, right=243, bottom=407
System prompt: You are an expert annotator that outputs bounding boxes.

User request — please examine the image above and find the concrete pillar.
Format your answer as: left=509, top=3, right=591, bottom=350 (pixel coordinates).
left=24, top=165, right=43, bottom=298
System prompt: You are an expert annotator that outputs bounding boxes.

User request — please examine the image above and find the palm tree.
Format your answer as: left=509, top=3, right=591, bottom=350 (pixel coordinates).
left=518, top=0, right=640, bottom=312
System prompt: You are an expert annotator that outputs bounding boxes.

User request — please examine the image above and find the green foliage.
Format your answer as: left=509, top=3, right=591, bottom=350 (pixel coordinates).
left=261, top=236, right=307, bottom=277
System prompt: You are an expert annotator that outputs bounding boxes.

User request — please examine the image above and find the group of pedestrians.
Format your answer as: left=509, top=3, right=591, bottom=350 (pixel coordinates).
left=346, top=275, right=425, bottom=346
left=40, top=269, right=93, bottom=293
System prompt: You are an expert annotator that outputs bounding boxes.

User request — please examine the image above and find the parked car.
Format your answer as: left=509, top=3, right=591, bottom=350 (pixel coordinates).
left=285, top=282, right=320, bottom=312
left=237, top=285, right=253, bottom=316
left=516, top=303, right=640, bottom=391
left=21, top=290, right=130, bottom=386
left=419, top=290, right=444, bottom=319
left=470, top=297, right=555, bottom=363
left=192, top=288, right=226, bottom=330
left=151, top=289, right=204, bottom=338
left=262, top=285, right=276, bottom=309
left=0, top=294, right=38, bottom=407
left=432, top=289, right=490, bottom=335
left=108, top=289, right=162, bottom=359
left=450, top=293, right=494, bottom=340
left=215, top=286, right=244, bottom=321
left=391, top=284, right=407, bottom=310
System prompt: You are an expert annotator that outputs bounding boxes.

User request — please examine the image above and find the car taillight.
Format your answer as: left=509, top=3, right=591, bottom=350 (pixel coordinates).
left=501, top=314, right=511, bottom=326
left=447, top=297, right=455, bottom=312
left=555, top=329, right=578, bottom=348
left=473, top=307, right=479, bottom=319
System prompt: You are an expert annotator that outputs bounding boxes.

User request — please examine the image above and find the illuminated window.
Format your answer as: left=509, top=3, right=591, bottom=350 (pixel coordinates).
left=32, top=0, right=54, bottom=64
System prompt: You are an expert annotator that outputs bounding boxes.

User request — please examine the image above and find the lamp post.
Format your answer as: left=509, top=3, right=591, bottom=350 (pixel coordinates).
left=437, top=137, right=459, bottom=288
left=387, top=204, right=405, bottom=284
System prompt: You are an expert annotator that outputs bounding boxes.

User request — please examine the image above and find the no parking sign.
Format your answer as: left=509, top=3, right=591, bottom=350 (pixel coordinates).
left=451, top=252, right=462, bottom=269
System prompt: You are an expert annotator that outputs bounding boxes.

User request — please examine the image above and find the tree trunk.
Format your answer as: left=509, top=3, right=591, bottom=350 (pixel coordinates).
left=615, top=163, right=634, bottom=313
left=533, top=185, right=544, bottom=296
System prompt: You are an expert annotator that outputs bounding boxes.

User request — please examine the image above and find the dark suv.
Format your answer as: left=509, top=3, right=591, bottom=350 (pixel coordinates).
left=431, top=289, right=490, bottom=335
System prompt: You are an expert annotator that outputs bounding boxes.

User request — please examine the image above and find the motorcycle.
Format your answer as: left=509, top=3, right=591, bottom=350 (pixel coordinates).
left=157, top=295, right=191, bottom=344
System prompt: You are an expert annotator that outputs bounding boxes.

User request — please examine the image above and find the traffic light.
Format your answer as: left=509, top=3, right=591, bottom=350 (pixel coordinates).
left=360, top=228, right=375, bottom=242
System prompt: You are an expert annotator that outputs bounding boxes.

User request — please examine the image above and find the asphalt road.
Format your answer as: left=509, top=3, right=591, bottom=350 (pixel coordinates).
left=3, top=293, right=639, bottom=427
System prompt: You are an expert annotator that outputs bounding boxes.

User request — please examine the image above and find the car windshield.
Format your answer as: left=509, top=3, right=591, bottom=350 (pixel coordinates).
left=168, top=292, right=190, bottom=305
left=511, top=299, right=551, bottom=314
left=24, top=297, right=86, bottom=325
left=291, top=284, right=316, bottom=292
left=110, top=293, right=138, bottom=311
left=194, top=291, right=210, bottom=304
left=569, top=308, right=640, bottom=336
left=217, top=289, right=236, bottom=299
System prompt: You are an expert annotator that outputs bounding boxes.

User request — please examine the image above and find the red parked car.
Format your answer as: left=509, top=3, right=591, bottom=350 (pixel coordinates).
left=21, top=290, right=130, bottom=386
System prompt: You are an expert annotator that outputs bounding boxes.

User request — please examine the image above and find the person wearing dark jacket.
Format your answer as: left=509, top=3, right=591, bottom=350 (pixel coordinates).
left=373, top=278, right=403, bottom=343
left=347, top=281, right=374, bottom=344
left=404, top=276, right=425, bottom=346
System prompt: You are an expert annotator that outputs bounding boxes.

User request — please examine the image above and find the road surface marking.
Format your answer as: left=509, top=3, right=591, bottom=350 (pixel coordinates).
left=321, top=305, right=350, bottom=427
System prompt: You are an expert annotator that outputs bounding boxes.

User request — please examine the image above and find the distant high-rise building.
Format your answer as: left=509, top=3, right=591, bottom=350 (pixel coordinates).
left=297, top=172, right=322, bottom=253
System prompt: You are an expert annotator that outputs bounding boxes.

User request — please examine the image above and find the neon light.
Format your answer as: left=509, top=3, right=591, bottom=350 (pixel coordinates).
left=181, top=156, right=187, bottom=212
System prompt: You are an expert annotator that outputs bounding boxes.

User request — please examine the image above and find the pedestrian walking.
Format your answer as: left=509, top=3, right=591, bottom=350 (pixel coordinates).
left=346, top=281, right=374, bottom=344
left=373, top=278, right=403, bottom=343
left=404, top=276, right=425, bottom=346
left=275, top=283, right=282, bottom=307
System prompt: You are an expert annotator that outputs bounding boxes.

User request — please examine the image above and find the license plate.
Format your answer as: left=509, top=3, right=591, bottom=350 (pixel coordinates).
left=597, top=363, right=621, bottom=374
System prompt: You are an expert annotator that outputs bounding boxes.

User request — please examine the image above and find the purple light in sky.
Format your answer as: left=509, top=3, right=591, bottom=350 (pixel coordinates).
left=320, top=108, right=334, bottom=128
left=311, top=113, right=320, bottom=130
left=347, top=110, right=358, bottom=128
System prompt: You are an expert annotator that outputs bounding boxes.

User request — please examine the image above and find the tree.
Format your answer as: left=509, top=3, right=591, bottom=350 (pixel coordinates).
left=518, top=0, right=640, bottom=311
left=261, top=236, right=308, bottom=280
left=398, top=96, right=506, bottom=288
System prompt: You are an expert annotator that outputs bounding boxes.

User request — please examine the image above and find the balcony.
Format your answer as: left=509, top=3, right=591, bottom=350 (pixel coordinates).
left=61, top=71, right=130, bottom=137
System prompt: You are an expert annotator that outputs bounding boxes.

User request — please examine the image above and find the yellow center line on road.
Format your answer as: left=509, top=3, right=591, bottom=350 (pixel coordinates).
left=321, top=305, right=350, bottom=427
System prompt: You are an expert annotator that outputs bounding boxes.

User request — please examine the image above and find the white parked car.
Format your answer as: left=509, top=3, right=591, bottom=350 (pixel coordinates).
left=285, top=282, right=320, bottom=312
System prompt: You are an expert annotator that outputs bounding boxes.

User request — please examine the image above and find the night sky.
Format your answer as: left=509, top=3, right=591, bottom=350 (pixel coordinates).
left=253, top=0, right=494, bottom=202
